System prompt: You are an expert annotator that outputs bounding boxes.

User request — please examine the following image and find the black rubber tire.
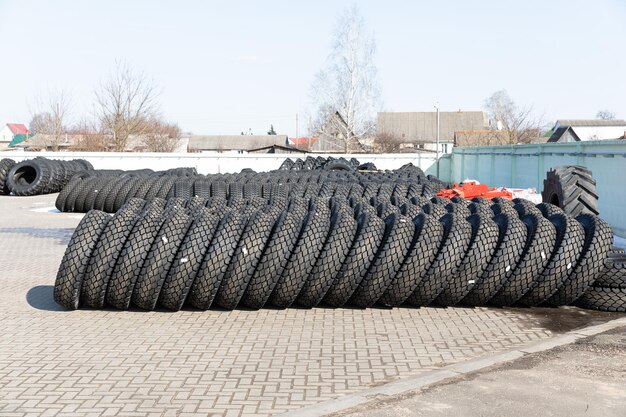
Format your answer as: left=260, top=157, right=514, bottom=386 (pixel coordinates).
left=595, top=258, right=626, bottom=289
left=542, top=165, right=599, bottom=216
left=0, top=158, right=16, bottom=195
left=575, top=286, right=626, bottom=312
left=91, top=178, right=121, bottom=212
left=213, top=210, right=280, bottom=309
left=517, top=213, right=586, bottom=306
left=270, top=201, right=331, bottom=308
left=186, top=212, right=249, bottom=310
left=325, top=161, right=353, bottom=171
left=55, top=177, right=80, bottom=212
left=379, top=213, right=444, bottom=306
left=351, top=213, right=415, bottom=307
left=406, top=213, right=473, bottom=306
left=158, top=211, right=221, bottom=311
left=489, top=212, right=557, bottom=306
left=107, top=177, right=135, bottom=213
left=80, top=199, right=146, bottom=308
left=7, top=159, right=53, bottom=196
left=105, top=202, right=169, bottom=309
left=323, top=210, right=386, bottom=307
left=297, top=205, right=358, bottom=307
left=83, top=178, right=112, bottom=212
left=547, top=214, right=613, bottom=305
left=240, top=211, right=304, bottom=309
left=54, top=211, right=111, bottom=309
left=73, top=178, right=101, bottom=213
left=131, top=210, right=192, bottom=310
left=462, top=212, right=528, bottom=306
left=435, top=212, right=500, bottom=306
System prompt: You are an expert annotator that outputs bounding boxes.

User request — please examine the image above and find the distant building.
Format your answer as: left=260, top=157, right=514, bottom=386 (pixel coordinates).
left=376, top=111, right=488, bottom=153
left=313, top=112, right=366, bottom=153
left=288, top=137, right=319, bottom=151
left=0, top=123, right=31, bottom=150
left=248, top=144, right=303, bottom=154
left=547, top=119, right=626, bottom=142
left=187, top=135, right=291, bottom=153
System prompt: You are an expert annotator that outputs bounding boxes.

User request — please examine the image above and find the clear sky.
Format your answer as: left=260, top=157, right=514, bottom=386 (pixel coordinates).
left=1, top=0, right=625, bottom=137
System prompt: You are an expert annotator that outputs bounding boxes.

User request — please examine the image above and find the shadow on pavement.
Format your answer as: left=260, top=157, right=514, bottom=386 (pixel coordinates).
left=0, top=227, right=74, bottom=245
left=27, top=285, right=65, bottom=311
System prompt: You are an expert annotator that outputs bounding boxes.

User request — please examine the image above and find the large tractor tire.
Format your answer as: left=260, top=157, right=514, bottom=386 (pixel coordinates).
left=542, top=165, right=599, bottom=216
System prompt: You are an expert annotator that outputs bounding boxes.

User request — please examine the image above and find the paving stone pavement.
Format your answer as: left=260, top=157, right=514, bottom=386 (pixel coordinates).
left=0, top=195, right=614, bottom=417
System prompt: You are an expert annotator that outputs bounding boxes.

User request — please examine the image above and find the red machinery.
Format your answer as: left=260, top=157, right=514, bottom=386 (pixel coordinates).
left=436, top=181, right=513, bottom=200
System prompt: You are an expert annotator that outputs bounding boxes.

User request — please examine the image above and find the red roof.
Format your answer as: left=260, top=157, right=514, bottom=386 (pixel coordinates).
left=7, top=123, right=30, bottom=135
left=289, top=137, right=318, bottom=147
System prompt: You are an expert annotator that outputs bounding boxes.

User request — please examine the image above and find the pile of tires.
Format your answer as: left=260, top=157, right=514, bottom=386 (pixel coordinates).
left=279, top=156, right=363, bottom=171
left=1, top=157, right=93, bottom=196
left=53, top=193, right=617, bottom=311
left=55, top=163, right=445, bottom=213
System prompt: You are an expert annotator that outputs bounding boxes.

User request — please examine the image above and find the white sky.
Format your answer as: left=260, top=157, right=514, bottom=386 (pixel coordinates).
left=1, top=0, right=625, bottom=136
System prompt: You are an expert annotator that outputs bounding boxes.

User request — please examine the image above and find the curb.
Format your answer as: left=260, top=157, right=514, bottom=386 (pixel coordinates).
left=281, top=316, right=626, bottom=417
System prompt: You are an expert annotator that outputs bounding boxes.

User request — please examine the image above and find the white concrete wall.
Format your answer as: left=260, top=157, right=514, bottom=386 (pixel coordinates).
left=2, top=151, right=439, bottom=175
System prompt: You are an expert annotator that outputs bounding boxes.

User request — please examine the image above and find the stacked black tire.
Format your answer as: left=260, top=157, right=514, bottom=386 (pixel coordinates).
left=278, top=156, right=363, bottom=171
left=55, top=167, right=197, bottom=213
left=56, top=163, right=448, bottom=214
left=1, top=157, right=93, bottom=196
left=54, top=193, right=617, bottom=311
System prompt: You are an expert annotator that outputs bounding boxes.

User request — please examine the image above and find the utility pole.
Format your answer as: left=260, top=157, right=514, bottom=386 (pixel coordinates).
left=435, top=102, right=440, bottom=177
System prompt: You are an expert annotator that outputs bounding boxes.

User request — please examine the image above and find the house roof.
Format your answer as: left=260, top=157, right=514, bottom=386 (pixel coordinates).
left=289, top=137, right=319, bottom=147
left=187, top=135, right=288, bottom=151
left=547, top=126, right=581, bottom=143
left=248, top=144, right=303, bottom=153
left=556, top=119, right=626, bottom=127
left=6, top=123, right=30, bottom=135
left=377, top=111, right=487, bottom=143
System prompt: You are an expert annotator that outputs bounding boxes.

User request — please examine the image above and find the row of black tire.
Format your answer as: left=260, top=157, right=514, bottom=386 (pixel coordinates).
left=278, top=156, right=369, bottom=171
left=0, top=157, right=93, bottom=196
left=54, top=193, right=624, bottom=312
left=0, top=157, right=199, bottom=197
left=55, top=165, right=449, bottom=214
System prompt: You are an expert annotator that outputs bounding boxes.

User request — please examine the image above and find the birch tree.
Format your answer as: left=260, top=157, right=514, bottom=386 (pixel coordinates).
left=309, top=5, right=381, bottom=153
left=484, top=90, right=544, bottom=144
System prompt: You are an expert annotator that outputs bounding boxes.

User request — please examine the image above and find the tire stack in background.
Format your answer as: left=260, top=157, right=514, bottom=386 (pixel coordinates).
left=55, top=163, right=450, bottom=214
left=55, top=167, right=197, bottom=213
left=0, top=157, right=93, bottom=196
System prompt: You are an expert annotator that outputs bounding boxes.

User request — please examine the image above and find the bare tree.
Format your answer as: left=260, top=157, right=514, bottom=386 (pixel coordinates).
left=483, top=90, right=544, bottom=144
left=95, top=61, right=160, bottom=151
left=596, top=109, right=617, bottom=120
left=67, top=117, right=109, bottom=152
left=29, top=90, right=71, bottom=151
left=143, top=118, right=182, bottom=152
left=309, top=5, right=381, bottom=153
left=373, top=132, right=401, bottom=153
